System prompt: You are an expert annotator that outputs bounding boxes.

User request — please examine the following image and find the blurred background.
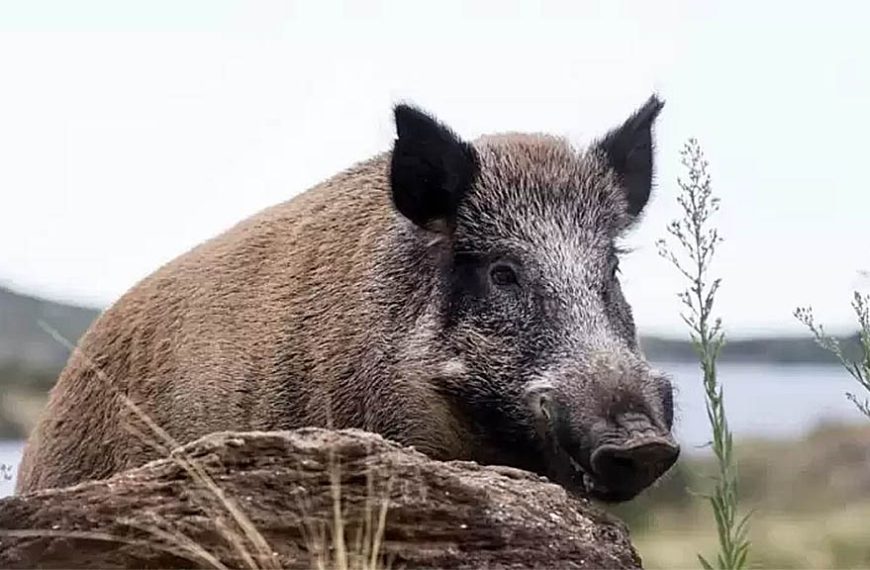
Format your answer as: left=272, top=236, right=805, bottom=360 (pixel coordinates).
left=1, top=1, right=868, bottom=567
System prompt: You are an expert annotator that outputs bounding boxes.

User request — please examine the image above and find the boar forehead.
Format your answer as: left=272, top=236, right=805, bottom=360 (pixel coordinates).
left=446, top=134, right=641, bottom=355
left=457, top=134, right=633, bottom=254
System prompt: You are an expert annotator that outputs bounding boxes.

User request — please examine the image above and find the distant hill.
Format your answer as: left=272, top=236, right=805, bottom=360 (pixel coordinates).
left=641, top=335, right=860, bottom=366
left=0, top=285, right=99, bottom=438
left=0, top=285, right=100, bottom=373
left=0, top=283, right=859, bottom=439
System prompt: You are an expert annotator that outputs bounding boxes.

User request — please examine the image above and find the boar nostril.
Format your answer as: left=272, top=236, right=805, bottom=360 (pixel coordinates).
left=590, top=437, right=679, bottom=493
left=610, top=455, right=634, bottom=471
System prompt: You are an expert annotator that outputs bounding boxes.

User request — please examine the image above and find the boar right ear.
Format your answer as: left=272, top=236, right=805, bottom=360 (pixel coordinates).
left=390, top=104, right=478, bottom=232
left=597, top=95, right=664, bottom=218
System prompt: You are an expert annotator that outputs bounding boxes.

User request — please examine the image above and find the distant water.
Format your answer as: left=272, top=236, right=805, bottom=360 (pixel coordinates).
left=656, top=361, right=865, bottom=452
left=0, top=362, right=864, bottom=498
left=1, top=440, right=20, bottom=498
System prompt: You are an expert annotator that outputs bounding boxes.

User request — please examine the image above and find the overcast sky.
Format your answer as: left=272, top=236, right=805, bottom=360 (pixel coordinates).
left=1, top=0, right=867, bottom=337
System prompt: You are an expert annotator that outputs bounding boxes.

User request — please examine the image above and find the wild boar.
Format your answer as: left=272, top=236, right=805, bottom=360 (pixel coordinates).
left=18, top=96, right=678, bottom=502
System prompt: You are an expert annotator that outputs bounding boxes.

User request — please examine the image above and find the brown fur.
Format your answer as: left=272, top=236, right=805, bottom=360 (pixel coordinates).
left=17, top=153, right=473, bottom=492
left=18, top=98, right=674, bottom=499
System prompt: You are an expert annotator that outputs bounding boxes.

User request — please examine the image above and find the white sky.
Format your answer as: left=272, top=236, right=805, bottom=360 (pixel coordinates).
left=0, top=0, right=867, bottom=337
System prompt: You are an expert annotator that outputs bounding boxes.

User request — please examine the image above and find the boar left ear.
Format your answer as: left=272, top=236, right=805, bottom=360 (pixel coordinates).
left=390, top=104, right=479, bottom=232
left=597, top=95, right=664, bottom=217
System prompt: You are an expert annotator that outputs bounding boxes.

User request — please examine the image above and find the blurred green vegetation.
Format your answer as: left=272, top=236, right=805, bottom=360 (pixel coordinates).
left=608, top=421, right=870, bottom=569
left=0, top=363, right=55, bottom=439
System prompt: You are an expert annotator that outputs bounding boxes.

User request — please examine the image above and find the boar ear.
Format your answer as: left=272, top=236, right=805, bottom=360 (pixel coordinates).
left=597, top=95, right=664, bottom=218
left=390, top=104, right=478, bottom=232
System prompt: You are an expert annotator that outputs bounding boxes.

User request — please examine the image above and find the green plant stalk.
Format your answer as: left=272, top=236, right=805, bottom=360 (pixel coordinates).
left=795, top=291, right=870, bottom=419
left=658, top=139, right=750, bottom=570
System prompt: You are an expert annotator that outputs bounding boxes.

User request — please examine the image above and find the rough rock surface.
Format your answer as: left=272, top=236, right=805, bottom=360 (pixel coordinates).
left=0, top=429, right=641, bottom=569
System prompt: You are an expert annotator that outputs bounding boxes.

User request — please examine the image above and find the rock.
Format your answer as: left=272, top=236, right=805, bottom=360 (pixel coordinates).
left=0, top=429, right=641, bottom=569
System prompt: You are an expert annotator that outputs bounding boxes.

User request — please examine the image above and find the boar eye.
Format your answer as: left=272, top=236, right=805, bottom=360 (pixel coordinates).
left=489, top=262, right=519, bottom=287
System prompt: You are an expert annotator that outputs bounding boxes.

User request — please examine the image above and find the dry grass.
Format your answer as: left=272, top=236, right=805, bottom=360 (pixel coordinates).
left=0, top=321, right=393, bottom=570
left=298, top=447, right=394, bottom=570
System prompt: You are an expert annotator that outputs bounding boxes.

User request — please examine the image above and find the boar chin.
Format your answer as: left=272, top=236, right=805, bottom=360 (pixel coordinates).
left=540, top=435, right=638, bottom=503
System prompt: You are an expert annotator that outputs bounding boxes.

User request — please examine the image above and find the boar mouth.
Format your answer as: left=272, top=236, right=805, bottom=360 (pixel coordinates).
left=543, top=435, right=605, bottom=500
left=529, top=390, right=608, bottom=500
left=544, top=436, right=633, bottom=503
left=532, top=394, right=678, bottom=503
left=541, top=429, right=680, bottom=503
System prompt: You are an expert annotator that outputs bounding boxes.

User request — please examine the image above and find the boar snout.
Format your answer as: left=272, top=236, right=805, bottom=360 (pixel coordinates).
left=530, top=388, right=679, bottom=503
left=589, top=421, right=680, bottom=502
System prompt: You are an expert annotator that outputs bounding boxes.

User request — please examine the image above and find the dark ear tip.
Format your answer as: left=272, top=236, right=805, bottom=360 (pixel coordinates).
left=392, top=102, right=416, bottom=121
left=393, top=102, right=433, bottom=136
left=640, top=94, right=665, bottom=122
